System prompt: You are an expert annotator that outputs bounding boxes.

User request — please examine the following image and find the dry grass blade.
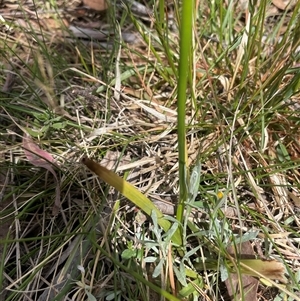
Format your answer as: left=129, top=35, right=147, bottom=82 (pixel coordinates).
left=1, top=0, right=300, bottom=300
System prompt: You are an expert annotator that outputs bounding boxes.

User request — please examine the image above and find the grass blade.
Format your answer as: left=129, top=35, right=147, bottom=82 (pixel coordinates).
left=82, top=157, right=182, bottom=245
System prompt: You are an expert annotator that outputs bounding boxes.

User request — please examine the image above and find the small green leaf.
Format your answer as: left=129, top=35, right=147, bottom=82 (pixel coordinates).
left=144, top=256, right=157, bottom=263
left=220, top=263, right=229, bottom=281
left=25, top=127, right=43, bottom=137
left=106, top=291, right=121, bottom=301
left=121, top=249, right=136, bottom=259
left=233, top=230, right=259, bottom=244
left=152, top=258, right=164, bottom=278
left=33, top=112, right=49, bottom=122
left=52, top=122, right=67, bottom=129
left=276, top=142, right=291, bottom=162
left=179, top=278, right=203, bottom=297
left=188, top=161, right=201, bottom=203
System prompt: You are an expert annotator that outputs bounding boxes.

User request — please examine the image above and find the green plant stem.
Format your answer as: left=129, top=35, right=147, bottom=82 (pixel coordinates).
left=176, top=0, right=194, bottom=227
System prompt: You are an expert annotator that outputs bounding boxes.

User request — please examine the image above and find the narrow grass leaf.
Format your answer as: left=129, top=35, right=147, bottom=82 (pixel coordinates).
left=82, top=157, right=182, bottom=245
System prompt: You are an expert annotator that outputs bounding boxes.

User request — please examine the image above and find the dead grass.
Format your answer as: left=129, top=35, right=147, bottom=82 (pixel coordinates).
left=1, top=0, right=300, bottom=300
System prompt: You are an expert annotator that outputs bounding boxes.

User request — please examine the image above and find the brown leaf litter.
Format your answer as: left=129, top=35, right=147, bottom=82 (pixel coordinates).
left=1, top=1, right=300, bottom=300
left=22, top=134, right=61, bottom=215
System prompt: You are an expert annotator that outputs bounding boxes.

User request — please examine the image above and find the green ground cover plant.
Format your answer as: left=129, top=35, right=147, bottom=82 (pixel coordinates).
left=1, top=0, right=300, bottom=300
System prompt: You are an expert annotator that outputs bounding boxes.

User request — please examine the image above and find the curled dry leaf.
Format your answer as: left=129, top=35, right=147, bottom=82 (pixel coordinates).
left=22, top=134, right=61, bottom=216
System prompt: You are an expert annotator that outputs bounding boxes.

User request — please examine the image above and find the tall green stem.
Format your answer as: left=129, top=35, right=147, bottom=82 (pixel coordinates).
left=176, top=0, right=194, bottom=225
